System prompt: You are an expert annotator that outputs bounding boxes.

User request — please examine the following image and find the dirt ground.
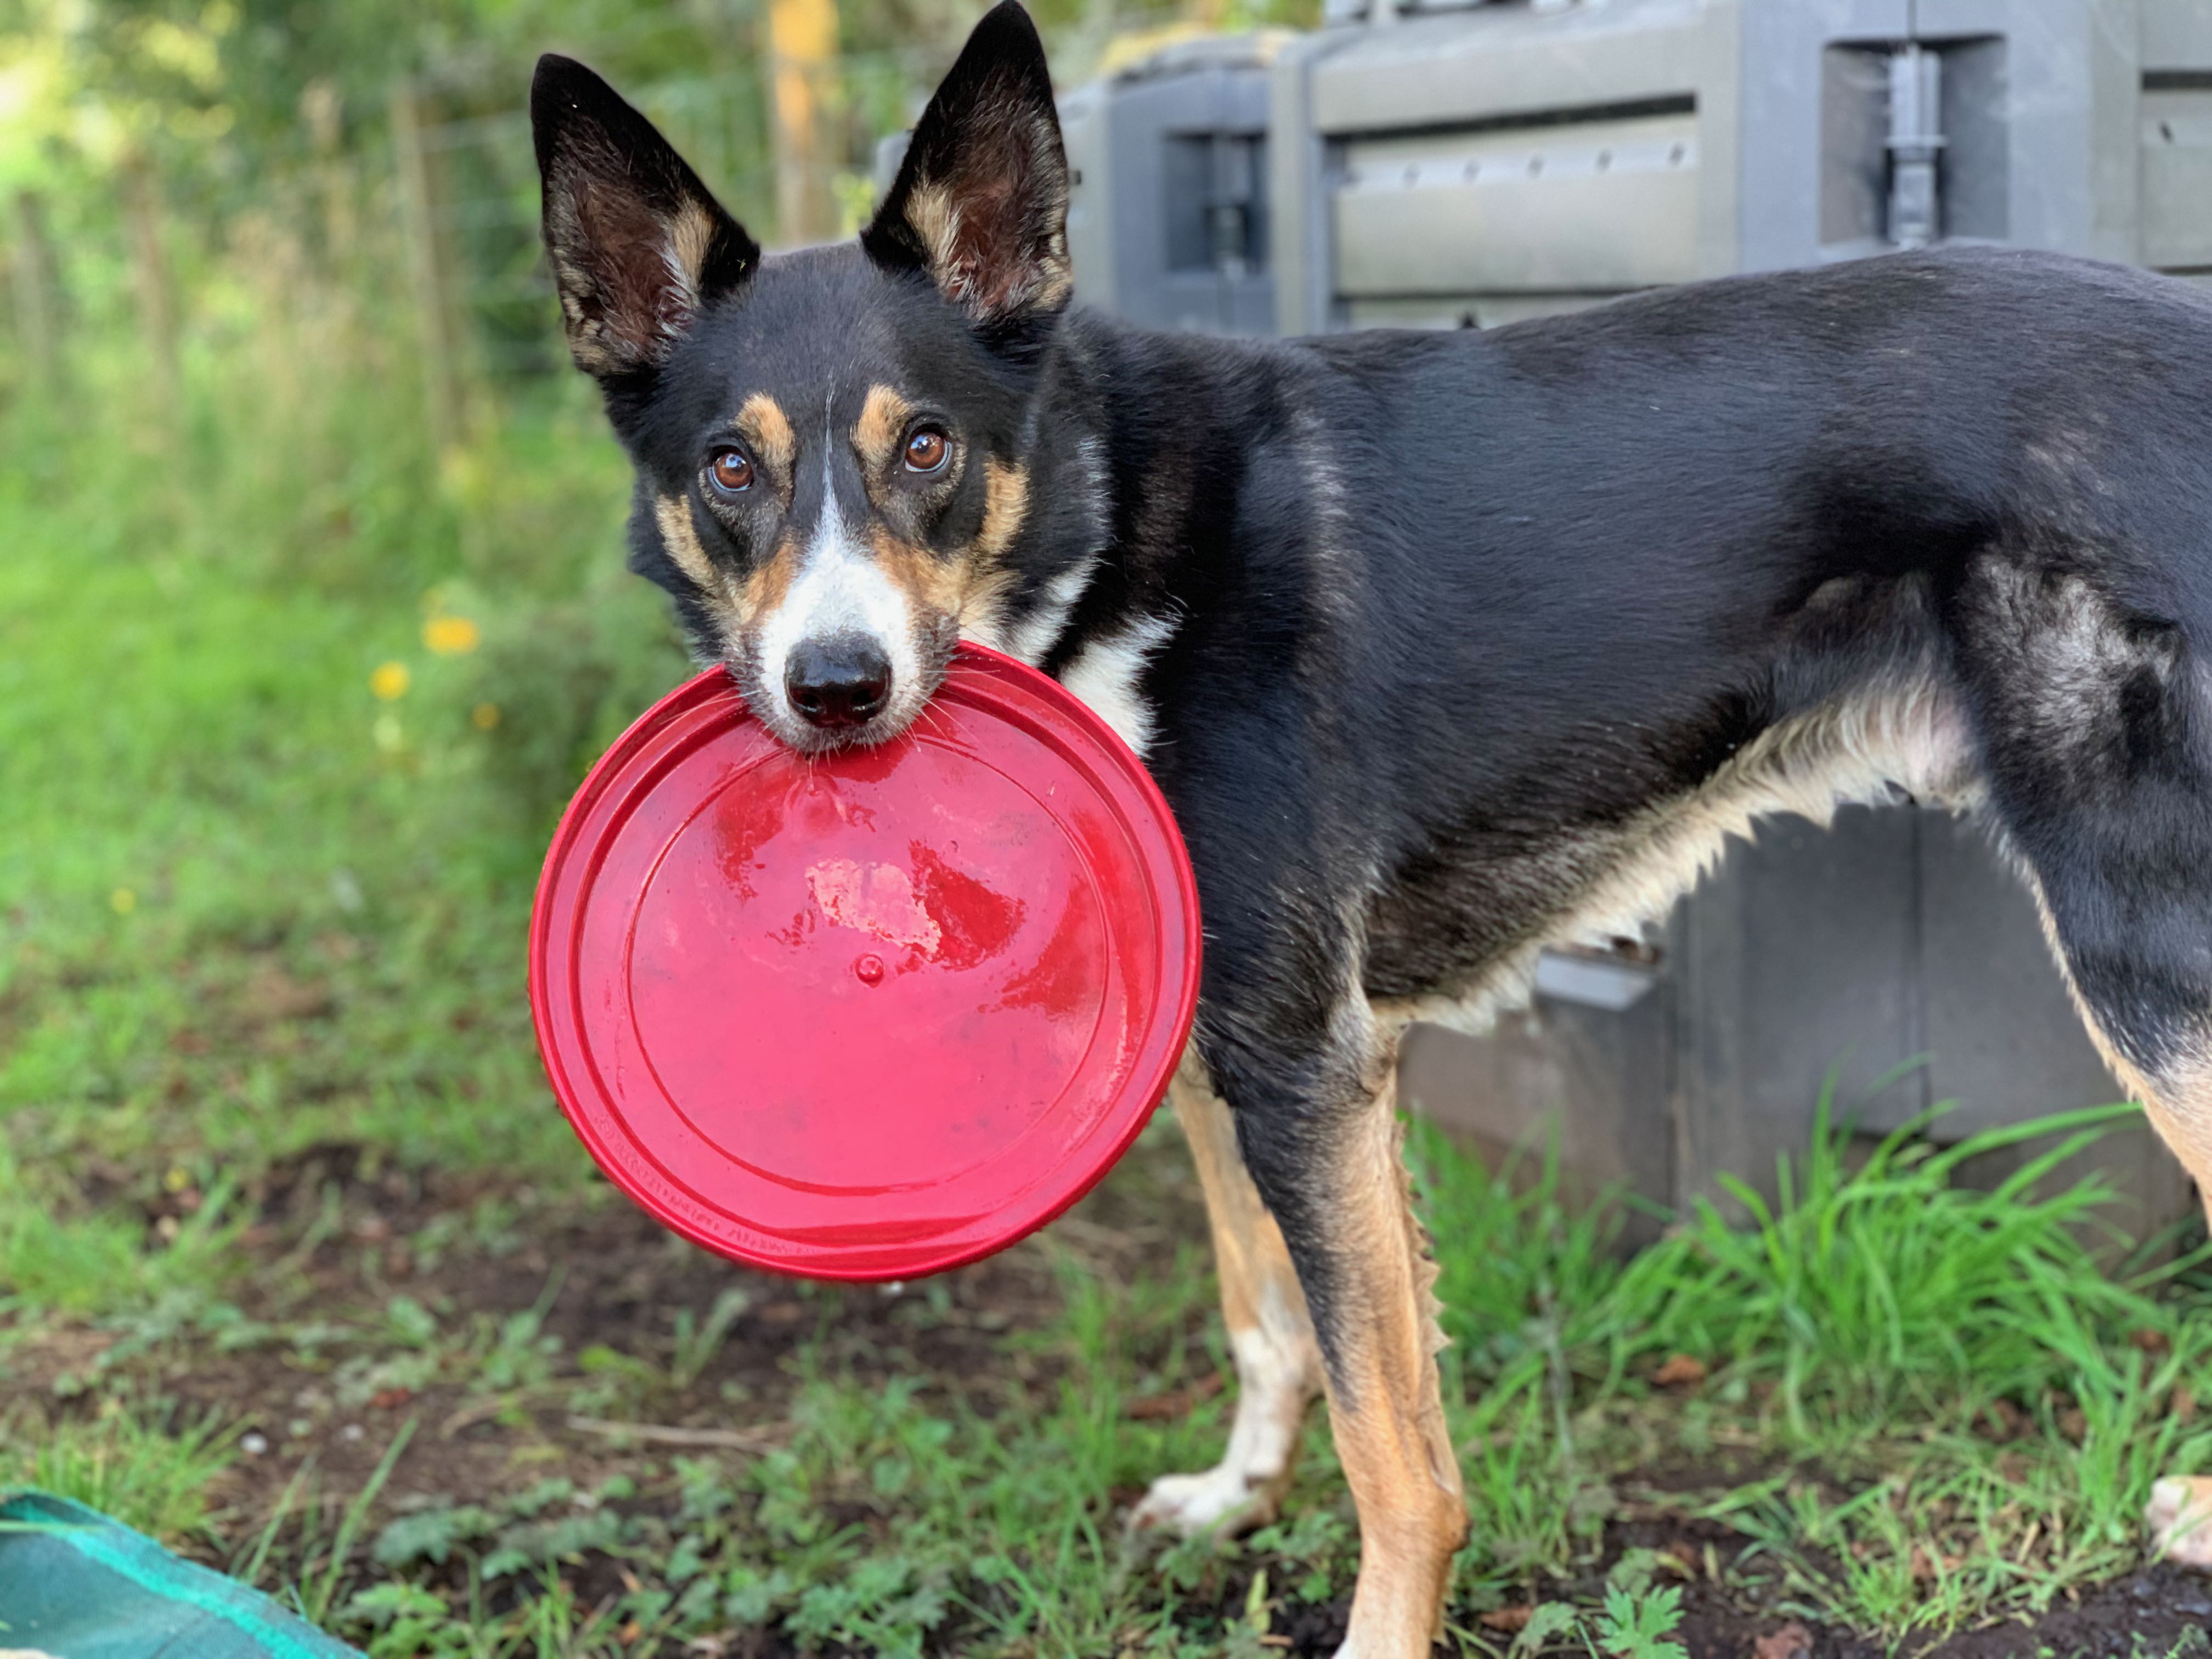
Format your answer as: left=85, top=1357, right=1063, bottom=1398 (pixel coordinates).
left=14, top=1142, right=1102, bottom=1526
left=9, top=1133, right=2212, bottom=1657
left=1593, top=1530, right=2212, bottom=1659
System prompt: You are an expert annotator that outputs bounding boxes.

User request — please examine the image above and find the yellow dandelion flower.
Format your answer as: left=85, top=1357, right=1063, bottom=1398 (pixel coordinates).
left=424, top=615, right=482, bottom=656
left=471, top=702, right=502, bottom=730
left=370, top=661, right=410, bottom=701
left=110, top=887, right=137, bottom=915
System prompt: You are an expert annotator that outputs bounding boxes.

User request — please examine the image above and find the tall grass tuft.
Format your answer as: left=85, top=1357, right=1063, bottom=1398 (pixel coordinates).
left=1638, top=1094, right=2167, bottom=1432
left=1412, top=1090, right=2212, bottom=1624
left=1413, top=1087, right=2200, bottom=1430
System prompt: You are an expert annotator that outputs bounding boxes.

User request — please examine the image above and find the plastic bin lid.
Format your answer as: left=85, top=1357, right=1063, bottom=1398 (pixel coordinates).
left=529, top=645, right=1202, bottom=1281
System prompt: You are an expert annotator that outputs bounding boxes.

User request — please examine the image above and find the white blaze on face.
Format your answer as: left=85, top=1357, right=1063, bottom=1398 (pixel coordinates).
left=753, top=440, right=921, bottom=729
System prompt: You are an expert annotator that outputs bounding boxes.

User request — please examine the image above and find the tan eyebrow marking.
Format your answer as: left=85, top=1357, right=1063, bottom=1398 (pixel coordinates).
left=854, top=383, right=917, bottom=472
left=735, top=392, right=795, bottom=478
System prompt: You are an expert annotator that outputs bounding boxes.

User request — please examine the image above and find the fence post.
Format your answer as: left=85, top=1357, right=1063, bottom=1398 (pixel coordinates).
left=118, top=152, right=182, bottom=429
left=390, top=78, right=465, bottom=452
left=10, top=189, right=61, bottom=403
left=765, top=0, right=841, bottom=245
left=302, top=79, right=357, bottom=268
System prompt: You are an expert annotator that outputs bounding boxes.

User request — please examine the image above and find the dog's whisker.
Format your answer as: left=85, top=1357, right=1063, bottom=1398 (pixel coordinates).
left=910, top=698, right=953, bottom=741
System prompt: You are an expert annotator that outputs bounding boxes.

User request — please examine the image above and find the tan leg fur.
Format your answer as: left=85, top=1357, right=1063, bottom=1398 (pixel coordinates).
left=2136, top=1054, right=2212, bottom=1568
left=1320, top=1067, right=1468, bottom=1658
left=2012, top=876, right=2212, bottom=1568
left=1131, top=1050, right=1324, bottom=1536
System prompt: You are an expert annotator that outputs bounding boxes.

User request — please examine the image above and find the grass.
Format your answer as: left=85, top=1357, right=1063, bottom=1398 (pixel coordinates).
left=1426, top=1105, right=2212, bottom=1634
left=0, top=306, right=687, bottom=1274
left=3, top=1402, right=235, bottom=1543
left=6, top=279, right=2212, bottom=1656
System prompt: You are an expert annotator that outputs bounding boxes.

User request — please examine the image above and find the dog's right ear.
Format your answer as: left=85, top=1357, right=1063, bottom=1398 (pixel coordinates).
left=532, top=54, right=759, bottom=379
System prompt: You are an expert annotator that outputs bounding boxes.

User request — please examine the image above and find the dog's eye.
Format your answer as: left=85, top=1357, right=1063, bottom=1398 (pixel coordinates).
left=904, top=427, right=949, bottom=473
left=707, top=447, right=754, bottom=494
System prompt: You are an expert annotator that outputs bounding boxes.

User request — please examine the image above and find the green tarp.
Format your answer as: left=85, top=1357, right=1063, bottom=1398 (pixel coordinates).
left=0, top=1491, right=359, bottom=1659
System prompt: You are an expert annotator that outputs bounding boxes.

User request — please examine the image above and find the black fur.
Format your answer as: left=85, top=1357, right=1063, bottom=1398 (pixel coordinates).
left=537, top=7, right=2212, bottom=1375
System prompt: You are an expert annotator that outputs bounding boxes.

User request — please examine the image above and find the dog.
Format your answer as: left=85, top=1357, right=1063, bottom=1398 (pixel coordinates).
left=532, top=7, right=2212, bottom=1650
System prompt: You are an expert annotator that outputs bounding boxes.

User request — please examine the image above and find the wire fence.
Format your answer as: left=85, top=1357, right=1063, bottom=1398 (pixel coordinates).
left=0, top=46, right=940, bottom=433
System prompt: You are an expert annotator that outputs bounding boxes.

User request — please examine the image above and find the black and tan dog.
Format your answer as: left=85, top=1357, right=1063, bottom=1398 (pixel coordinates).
left=533, top=6, right=2212, bottom=1649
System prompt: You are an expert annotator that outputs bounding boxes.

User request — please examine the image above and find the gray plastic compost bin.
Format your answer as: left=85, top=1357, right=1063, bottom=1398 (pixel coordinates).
left=1060, top=0, right=2212, bottom=1237
left=1059, top=35, right=1283, bottom=334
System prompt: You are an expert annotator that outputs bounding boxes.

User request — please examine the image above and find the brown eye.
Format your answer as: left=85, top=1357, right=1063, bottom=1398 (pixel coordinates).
left=707, top=447, right=753, bottom=494
left=904, top=427, right=949, bottom=473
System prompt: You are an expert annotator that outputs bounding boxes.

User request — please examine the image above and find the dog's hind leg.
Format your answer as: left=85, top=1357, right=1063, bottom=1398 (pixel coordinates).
left=1959, top=559, right=2212, bottom=1565
left=2137, top=1051, right=2212, bottom=1566
left=1130, top=1049, right=1323, bottom=1537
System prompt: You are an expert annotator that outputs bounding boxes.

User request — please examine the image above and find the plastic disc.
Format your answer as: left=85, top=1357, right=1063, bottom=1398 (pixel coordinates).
left=529, top=643, right=1202, bottom=1280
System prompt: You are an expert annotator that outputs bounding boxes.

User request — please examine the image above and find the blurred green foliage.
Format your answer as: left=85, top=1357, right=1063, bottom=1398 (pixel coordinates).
left=0, top=0, right=1316, bottom=201
left=0, top=289, right=678, bottom=1211
left=0, top=0, right=1319, bottom=1304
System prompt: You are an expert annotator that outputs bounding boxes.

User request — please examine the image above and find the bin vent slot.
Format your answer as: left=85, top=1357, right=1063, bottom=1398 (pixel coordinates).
left=1165, top=132, right=1267, bottom=274
left=1334, top=108, right=1699, bottom=299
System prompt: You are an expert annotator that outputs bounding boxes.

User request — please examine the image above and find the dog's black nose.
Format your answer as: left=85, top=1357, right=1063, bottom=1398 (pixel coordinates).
left=785, top=635, right=893, bottom=730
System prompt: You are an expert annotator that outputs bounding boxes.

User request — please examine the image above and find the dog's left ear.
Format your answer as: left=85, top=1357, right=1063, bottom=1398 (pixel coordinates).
left=861, top=1, right=1071, bottom=338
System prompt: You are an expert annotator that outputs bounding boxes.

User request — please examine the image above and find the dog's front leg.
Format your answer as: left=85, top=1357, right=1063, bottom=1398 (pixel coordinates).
left=1131, top=1048, right=1323, bottom=1537
left=1223, top=1011, right=1468, bottom=1659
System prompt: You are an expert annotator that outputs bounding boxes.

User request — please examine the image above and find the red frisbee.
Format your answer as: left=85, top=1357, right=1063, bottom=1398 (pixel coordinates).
left=529, top=644, right=1201, bottom=1281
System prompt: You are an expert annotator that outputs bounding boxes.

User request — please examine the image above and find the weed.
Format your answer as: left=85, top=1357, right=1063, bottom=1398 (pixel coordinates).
left=668, top=1286, right=751, bottom=1390
left=343, top=1582, right=476, bottom=1659
left=1589, top=1582, right=1689, bottom=1659
left=295, top=1418, right=417, bottom=1624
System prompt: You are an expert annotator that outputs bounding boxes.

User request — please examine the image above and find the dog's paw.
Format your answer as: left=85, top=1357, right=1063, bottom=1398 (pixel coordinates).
left=1127, top=1465, right=1282, bottom=1539
left=2148, top=1476, right=2212, bottom=1567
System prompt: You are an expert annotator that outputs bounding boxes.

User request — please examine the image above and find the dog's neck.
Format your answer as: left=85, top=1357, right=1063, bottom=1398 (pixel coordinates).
left=982, top=309, right=1257, bottom=674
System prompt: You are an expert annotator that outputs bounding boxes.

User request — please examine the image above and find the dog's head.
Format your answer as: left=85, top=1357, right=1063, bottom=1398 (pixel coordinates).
left=532, top=2, right=1068, bottom=751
